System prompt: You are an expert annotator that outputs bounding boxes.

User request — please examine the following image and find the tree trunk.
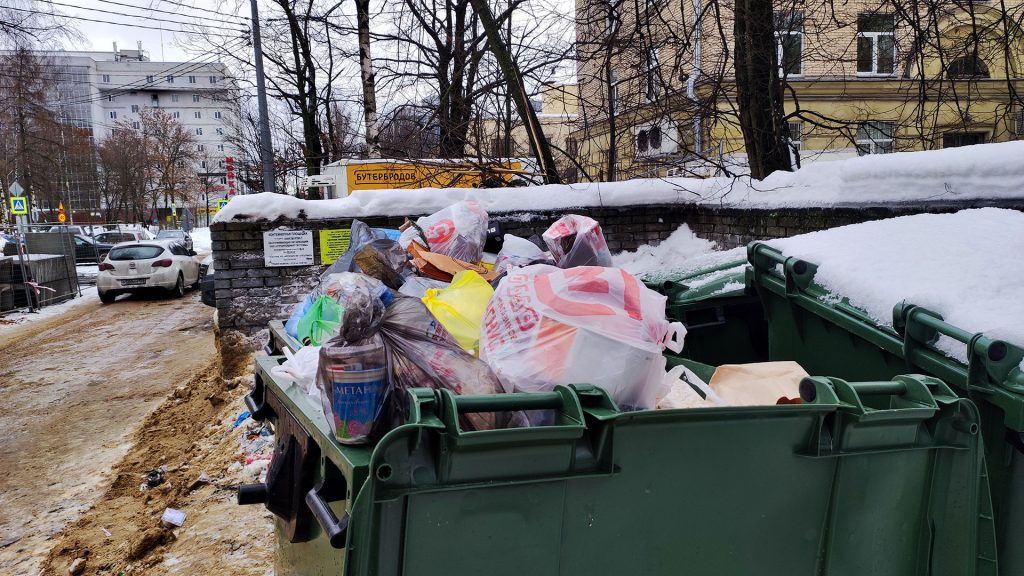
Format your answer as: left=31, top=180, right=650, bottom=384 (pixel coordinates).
left=733, top=0, right=792, bottom=179
left=355, top=0, right=381, bottom=158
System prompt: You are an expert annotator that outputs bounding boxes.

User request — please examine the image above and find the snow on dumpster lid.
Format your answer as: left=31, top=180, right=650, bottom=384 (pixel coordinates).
left=769, top=208, right=1024, bottom=362
left=213, top=141, right=1024, bottom=223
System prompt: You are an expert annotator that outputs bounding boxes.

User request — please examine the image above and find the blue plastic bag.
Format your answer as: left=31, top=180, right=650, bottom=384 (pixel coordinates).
left=285, top=293, right=316, bottom=340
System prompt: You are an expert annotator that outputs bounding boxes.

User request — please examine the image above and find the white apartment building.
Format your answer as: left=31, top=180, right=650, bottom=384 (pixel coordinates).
left=44, top=44, right=242, bottom=202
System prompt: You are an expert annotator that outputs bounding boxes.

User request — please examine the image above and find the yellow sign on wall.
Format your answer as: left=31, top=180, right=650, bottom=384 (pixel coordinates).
left=319, top=229, right=351, bottom=265
left=344, top=162, right=523, bottom=195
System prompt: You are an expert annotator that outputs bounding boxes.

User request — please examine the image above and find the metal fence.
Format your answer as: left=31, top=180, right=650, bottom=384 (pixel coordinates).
left=0, top=226, right=81, bottom=313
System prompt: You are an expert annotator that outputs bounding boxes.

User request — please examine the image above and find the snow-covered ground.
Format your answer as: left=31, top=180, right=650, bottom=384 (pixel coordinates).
left=0, top=290, right=99, bottom=330
left=215, top=141, right=1024, bottom=223
left=191, top=227, right=212, bottom=253
left=770, top=208, right=1024, bottom=361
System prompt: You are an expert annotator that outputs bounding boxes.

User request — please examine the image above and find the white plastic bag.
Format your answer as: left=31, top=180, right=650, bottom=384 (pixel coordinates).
left=480, top=265, right=685, bottom=410
left=272, top=345, right=323, bottom=397
left=399, top=201, right=489, bottom=263
left=494, top=234, right=553, bottom=274
left=542, top=215, right=612, bottom=268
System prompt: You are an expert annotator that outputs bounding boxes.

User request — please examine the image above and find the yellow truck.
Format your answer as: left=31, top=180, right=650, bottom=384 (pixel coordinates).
left=314, top=159, right=537, bottom=199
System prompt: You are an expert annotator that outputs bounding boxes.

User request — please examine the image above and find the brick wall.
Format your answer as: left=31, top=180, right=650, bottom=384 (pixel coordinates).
left=211, top=199, right=1024, bottom=347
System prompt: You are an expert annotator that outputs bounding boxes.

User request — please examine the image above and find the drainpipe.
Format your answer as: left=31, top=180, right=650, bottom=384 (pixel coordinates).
left=688, top=0, right=702, bottom=157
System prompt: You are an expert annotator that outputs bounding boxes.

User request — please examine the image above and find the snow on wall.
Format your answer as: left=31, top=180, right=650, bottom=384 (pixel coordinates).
left=769, top=208, right=1024, bottom=359
left=215, top=142, right=1024, bottom=223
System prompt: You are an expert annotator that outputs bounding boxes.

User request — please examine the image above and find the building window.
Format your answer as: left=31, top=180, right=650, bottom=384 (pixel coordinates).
left=132, top=121, right=140, bottom=130
left=217, top=144, right=225, bottom=151
left=220, top=176, right=227, bottom=185
left=194, top=111, right=202, bottom=119
left=214, top=111, right=222, bottom=119
left=216, top=128, right=224, bottom=135
left=131, top=104, right=139, bottom=113
left=942, top=132, right=986, bottom=148
left=1017, top=112, right=1024, bottom=136
left=166, top=75, right=175, bottom=83
left=947, top=56, right=990, bottom=79
left=209, top=76, right=218, bottom=84
left=109, top=111, right=117, bottom=119
left=644, top=48, right=660, bottom=102
left=218, top=159, right=226, bottom=168
left=177, top=160, right=186, bottom=168
left=856, top=121, right=894, bottom=154
left=108, top=95, right=114, bottom=102
left=788, top=121, right=803, bottom=151
left=171, top=94, right=180, bottom=102
left=150, top=95, right=159, bottom=106
left=857, top=14, right=895, bottom=75
left=146, top=75, right=154, bottom=82
left=198, top=144, right=205, bottom=152
left=172, top=111, right=180, bottom=119
left=102, top=74, right=110, bottom=83
left=188, top=75, right=196, bottom=83
left=196, top=127, right=203, bottom=136
left=201, top=160, right=208, bottom=169
left=775, top=12, right=804, bottom=76
left=192, top=94, right=201, bottom=102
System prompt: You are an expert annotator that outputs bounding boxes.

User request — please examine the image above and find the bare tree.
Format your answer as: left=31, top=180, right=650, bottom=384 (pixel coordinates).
left=138, top=109, right=201, bottom=217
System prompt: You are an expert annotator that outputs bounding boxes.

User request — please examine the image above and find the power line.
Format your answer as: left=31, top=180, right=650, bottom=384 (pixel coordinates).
left=34, top=0, right=249, bottom=32
left=93, top=0, right=249, bottom=24
left=155, top=0, right=249, bottom=22
left=2, top=4, right=247, bottom=37
left=58, top=39, right=248, bottom=106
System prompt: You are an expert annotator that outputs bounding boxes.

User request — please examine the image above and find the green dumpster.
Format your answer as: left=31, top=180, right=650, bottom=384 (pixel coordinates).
left=242, top=354, right=996, bottom=575
left=647, top=259, right=768, bottom=366
left=747, top=241, right=1024, bottom=574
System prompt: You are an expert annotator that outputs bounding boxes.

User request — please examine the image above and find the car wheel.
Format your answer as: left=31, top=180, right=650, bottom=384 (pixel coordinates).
left=99, top=290, right=116, bottom=304
left=171, top=273, right=185, bottom=298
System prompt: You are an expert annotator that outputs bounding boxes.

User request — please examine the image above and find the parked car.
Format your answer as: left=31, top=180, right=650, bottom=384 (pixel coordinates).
left=94, top=230, right=154, bottom=244
left=73, top=234, right=113, bottom=263
left=200, top=255, right=215, bottom=307
left=155, top=229, right=193, bottom=252
left=47, top=225, right=87, bottom=235
left=96, top=240, right=201, bottom=303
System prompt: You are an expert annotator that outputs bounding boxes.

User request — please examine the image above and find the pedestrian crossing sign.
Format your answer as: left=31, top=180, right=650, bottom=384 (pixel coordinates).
left=10, top=197, right=27, bottom=215
left=217, top=199, right=229, bottom=210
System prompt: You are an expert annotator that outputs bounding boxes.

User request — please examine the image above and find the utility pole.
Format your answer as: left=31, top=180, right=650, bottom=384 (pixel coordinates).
left=250, top=0, right=277, bottom=192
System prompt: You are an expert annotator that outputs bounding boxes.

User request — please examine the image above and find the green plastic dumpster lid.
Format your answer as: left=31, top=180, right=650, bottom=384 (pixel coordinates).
left=645, top=258, right=749, bottom=305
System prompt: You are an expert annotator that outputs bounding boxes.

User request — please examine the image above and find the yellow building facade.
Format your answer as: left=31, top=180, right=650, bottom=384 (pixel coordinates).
left=573, top=0, right=1024, bottom=180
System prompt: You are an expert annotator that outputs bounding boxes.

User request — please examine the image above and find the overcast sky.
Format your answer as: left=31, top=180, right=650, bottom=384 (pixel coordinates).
left=66, top=0, right=249, bottom=62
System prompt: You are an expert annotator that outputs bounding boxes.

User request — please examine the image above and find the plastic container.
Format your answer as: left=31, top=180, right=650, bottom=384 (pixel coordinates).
left=242, top=355, right=996, bottom=576
left=747, top=240, right=1024, bottom=574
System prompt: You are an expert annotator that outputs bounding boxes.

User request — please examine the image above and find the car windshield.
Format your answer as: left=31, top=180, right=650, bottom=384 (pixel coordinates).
left=156, top=230, right=184, bottom=239
left=108, top=245, right=165, bottom=260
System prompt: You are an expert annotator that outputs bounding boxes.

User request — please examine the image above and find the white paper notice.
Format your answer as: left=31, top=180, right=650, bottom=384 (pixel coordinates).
left=264, top=230, right=314, bottom=267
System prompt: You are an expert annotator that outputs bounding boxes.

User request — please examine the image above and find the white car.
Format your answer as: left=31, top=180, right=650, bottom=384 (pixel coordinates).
left=97, top=240, right=201, bottom=303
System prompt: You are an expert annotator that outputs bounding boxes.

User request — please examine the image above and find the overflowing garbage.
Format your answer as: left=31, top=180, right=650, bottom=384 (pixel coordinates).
left=272, top=200, right=782, bottom=446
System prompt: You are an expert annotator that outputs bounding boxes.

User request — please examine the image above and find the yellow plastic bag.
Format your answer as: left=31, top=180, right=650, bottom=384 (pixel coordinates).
left=421, top=270, right=494, bottom=354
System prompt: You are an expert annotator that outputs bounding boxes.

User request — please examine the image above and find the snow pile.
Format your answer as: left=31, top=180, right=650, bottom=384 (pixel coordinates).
left=214, top=142, right=1024, bottom=223
left=613, top=224, right=745, bottom=281
left=770, top=208, right=1024, bottom=361
left=191, top=227, right=212, bottom=253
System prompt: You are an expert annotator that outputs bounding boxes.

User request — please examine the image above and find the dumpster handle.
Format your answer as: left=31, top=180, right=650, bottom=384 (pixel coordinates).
left=452, top=391, right=564, bottom=413
left=306, top=478, right=348, bottom=549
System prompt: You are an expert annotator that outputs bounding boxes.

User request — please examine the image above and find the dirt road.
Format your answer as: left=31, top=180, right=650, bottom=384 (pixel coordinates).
left=0, top=291, right=216, bottom=575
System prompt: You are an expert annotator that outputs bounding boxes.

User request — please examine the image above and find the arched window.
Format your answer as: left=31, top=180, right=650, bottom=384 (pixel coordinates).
left=947, top=56, right=990, bottom=79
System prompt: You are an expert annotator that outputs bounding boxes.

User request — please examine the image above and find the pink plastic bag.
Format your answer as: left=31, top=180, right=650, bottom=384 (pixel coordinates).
left=480, top=265, right=685, bottom=410
left=542, top=215, right=612, bottom=268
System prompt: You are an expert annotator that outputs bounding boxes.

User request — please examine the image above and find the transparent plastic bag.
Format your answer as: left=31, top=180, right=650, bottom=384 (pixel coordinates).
left=399, top=201, right=489, bottom=263
left=318, top=272, right=390, bottom=341
left=542, top=215, right=612, bottom=268
left=480, top=265, right=685, bottom=410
